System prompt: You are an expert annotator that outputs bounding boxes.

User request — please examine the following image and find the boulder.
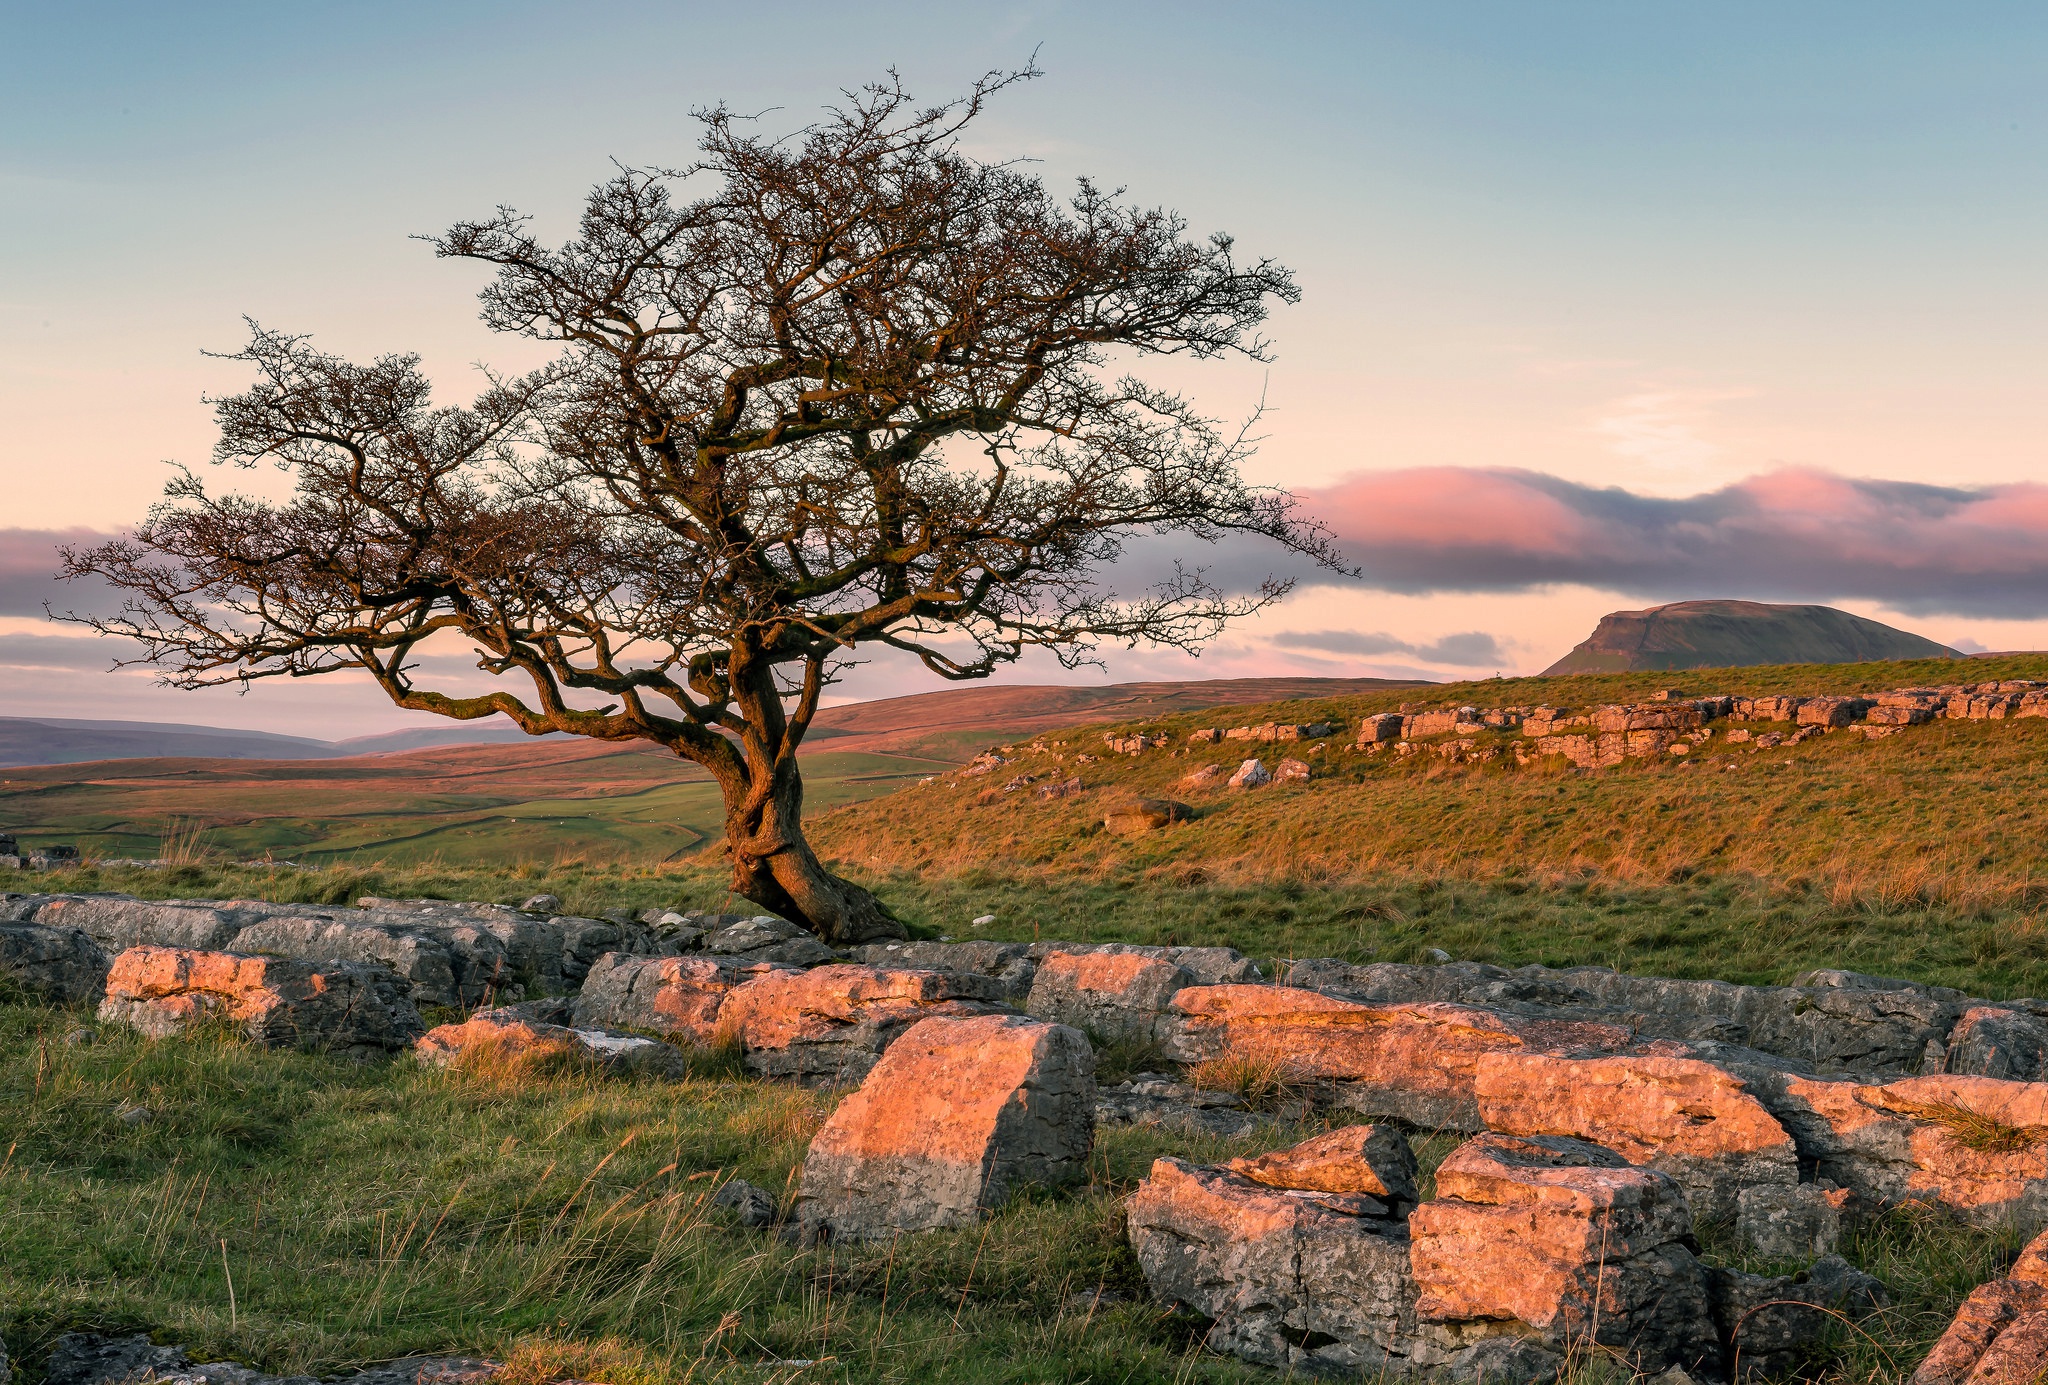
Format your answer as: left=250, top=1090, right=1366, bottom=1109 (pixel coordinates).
left=721, top=964, right=1015, bottom=1083
left=0, top=922, right=111, bottom=1005
left=1409, top=1133, right=1721, bottom=1376
left=847, top=940, right=1035, bottom=1003
left=229, top=916, right=477, bottom=1008
left=797, top=1013, right=1093, bottom=1239
left=1026, top=949, right=1193, bottom=1044
left=570, top=953, right=787, bottom=1043
left=1750, top=1073, right=2048, bottom=1230
left=1228, top=758, right=1271, bottom=789
left=97, top=946, right=424, bottom=1056
left=1175, top=764, right=1227, bottom=792
left=1027, top=940, right=1260, bottom=986
left=1220, top=1123, right=1418, bottom=1215
left=1735, top=1182, right=1851, bottom=1259
left=31, top=894, right=246, bottom=950
left=1474, top=1048, right=1799, bottom=1221
left=1163, top=984, right=1630, bottom=1130
left=714, top=1177, right=778, bottom=1228
left=1272, top=757, right=1312, bottom=784
left=414, top=1008, right=688, bottom=1078
left=1796, top=696, right=1873, bottom=727
left=1356, top=712, right=1404, bottom=746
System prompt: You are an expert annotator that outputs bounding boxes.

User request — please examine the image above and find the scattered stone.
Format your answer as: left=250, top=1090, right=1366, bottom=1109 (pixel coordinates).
left=1026, top=949, right=1192, bottom=1043
left=1227, top=758, right=1271, bottom=789
left=1410, top=1133, right=1721, bottom=1376
left=1474, top=1048, right=1799, bottom=1221
left=414, top=1008, right=689, bottom=1078
left=63, top=1026, right=95, bottom=1045
left=41, top=1334, right=495, bottom=1385
left=797, top=1013, right=1094, bottom=1239
left=519, top=893, right=562, bottom=915
left=97, top=946, right=425, bottom=1056
left=713, top=1176, right=778, bottom=1227
left=0, top=922, right=111, bottom=1005
left=1735, top=1182, right=1851, bottom=1259
left=1272, top=756, right=1311, bottom=783
left=1186, top=728, right=1222, bottom=743
left=722, top=964, right=1015, bottom=1084
left=1423, top=947, right=1452, bottom=964
left=118, top=1104, right=151, bottom=1126
left=1034, top=775, right=1085, bottom=799
left=1356, top=712, right=1404, bottom=746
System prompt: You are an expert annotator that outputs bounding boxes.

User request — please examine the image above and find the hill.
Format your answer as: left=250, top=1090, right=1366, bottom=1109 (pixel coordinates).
left=0, top=677, right=1425, bottom=769
left=1541, top=600, right=1959, bottom=674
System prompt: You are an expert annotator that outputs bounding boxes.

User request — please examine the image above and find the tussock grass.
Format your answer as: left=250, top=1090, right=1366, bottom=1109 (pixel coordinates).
left=1892, top=1100, right=2048, bottom=1156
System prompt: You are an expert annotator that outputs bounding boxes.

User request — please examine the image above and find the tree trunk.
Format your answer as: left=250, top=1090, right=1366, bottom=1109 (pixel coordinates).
left=721, top=747, right=905, bottom=945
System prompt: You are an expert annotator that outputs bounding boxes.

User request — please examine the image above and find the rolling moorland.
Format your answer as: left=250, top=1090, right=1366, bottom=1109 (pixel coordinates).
left=6, top=654, right=2048, bottom=1384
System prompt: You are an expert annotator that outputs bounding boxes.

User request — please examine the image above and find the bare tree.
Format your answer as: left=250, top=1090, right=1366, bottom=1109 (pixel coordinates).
left=62, top=68, right=1341, bottom=942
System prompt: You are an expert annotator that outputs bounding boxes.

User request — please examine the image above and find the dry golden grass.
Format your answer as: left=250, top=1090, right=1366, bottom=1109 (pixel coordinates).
left=1893, top=1100, right=2048, bottom=1156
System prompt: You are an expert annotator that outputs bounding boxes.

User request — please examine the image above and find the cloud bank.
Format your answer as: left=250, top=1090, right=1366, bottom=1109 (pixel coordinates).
left=1296, top=467, right=2048, bottom=618
left=1269, top=629, right=1509, bottom=667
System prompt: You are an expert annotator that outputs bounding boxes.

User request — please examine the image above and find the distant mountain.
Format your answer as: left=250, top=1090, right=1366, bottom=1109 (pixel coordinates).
left=0, top=717, right=546, bottom=769
left=1543, top=600, right=1961, bottom=675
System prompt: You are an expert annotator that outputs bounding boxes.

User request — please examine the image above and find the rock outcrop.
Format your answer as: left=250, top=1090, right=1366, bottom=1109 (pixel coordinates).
left=797, top=1013, right=1094, bottom=1239
left=570, top=953, right=789, bottom=1044
left=1026, top=949, right=1192, bottom=1043
left=97, top=946, right=424, bottom=1056
left=1910, top=1226, right=2048, bottom=1385
left=1164, top=984, right=1630, bottom=1129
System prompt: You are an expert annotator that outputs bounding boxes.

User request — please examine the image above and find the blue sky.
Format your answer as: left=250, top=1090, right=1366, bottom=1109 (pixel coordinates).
left=4, top=3, right=2047, bottom=732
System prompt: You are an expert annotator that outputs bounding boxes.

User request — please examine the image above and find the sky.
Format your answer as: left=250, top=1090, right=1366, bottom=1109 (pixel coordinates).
left=3, top=2, right=2047, bottom=736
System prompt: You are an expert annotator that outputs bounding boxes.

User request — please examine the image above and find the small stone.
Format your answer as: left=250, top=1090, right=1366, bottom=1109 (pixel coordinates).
left=63, top=1027, right=96, bottom=1046
left=971, top=915, right=996, bottom=928
left=1227, top=758, right=1270, bottom=790
left=1424, top=947, right=1452, bottom=964
left=713, top=1177, right=778, bottom=1228
left=519, top=894, right=562, bottom=915
left=1221, top=1123, right=1418, bottom=1213
left=118, top=1105, right=151, bottom=1126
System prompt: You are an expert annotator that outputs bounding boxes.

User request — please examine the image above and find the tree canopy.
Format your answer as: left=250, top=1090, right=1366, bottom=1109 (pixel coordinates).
left=63, top=68, right=1340, bottom=940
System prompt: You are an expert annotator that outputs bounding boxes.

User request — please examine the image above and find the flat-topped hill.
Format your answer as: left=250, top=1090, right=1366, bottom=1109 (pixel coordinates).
left=1542, top=600, right=1959, bottom=674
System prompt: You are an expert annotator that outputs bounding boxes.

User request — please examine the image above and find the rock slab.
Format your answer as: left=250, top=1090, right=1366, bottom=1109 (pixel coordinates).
left=798, top=1013, right=1094, bottom=1239
left=97, top=946, right=424, bottom=1055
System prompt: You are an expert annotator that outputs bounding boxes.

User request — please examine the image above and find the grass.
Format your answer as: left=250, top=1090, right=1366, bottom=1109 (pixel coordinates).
left=0, top=999, right=2029, bottom=1385
left=1889, top=1100, right=2048, bottom=1156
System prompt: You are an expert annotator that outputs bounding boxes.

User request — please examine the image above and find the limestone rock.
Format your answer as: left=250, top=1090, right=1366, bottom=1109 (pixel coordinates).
left=1357, top=712, right=1404, bottom=746
left=571, top=953, right=787, bottom=1043
left=1126, top=1156, right=1427, bottom=1374
left=1228, top=758, right=1271, bottom=789
left=714, top=1176, right=778, bottom=1227
left=1175, top=764, right=1228, bottom=792
left=1026, top=949, right=1192, bottom=1043
left=722, top=964, right=1015, bottom=1083
left=414, top=1008, right=688, bottom=1078
left=519, top=893, right=562, bottom=914
left=702, top=915, right=837, bottom=967
left=32, top=894, right=246, bottom=950
left=797, top=1012, right=1093, bottom=1238
left=1096, top=1074, right=1264, bottom=1138
left=1911, top=1274, right=2048, bottom=1385
left=848, top=940, right=1035, bottom=1003
left=1221, top=1123, right=1418, bottom=1214
left=0, top=922, right=111, bottom=1005
left=1273, top=757, right=1312, bottom=783
left=1750, top=1073, right=2048, bottom=1230
left=42, top=1334, right=494, bottom=1385
left=1735, top=1182, right=1851, bottom=1259
left=1163, top=984, right=1630, bottom=1130
left=1410, top=1134, right=1721, bottom=1376
left=229, top=916, right=476, bottom=1008
left=1709, top=1255, right=1887, bottom=1379
left=1948, top=1006, right=2048, bottom=1081
left=1475, top=1049, right=1799, bottom=1220
left=98, top=946, right=424, bottom=1056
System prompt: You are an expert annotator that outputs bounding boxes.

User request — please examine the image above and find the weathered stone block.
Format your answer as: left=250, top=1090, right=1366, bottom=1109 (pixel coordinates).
left=1409, top=1133, right=1721, bottom=1376
left=98, top=946, right=423, bottom=1056
left=570, top=953, right=777, bottom=1043
left=1948, top=1006, right=2048, bottom=1082
left=415, top=1008, right=688, bottom=1078
left=1026, top=949, right=1192, bottom=1043
left=848, top=940, right=1035, bottom=1002
left=1735, top=1182, right=1851, bottom=1259
left=1475, top=1049, right=1798, bottom=1221
left=723, top=964, right=1014, bottom=1083
left=1221, top=1123, right=1418, bottom=1214
left=0, top=922, right=111, bottom=1006
left=798, top=1013, right=1093, bottom=1238
left=1163, top=984, right=1629, bottom=1130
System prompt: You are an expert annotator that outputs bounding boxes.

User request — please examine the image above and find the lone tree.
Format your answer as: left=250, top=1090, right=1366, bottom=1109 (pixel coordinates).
left=63, top=69, right=1339, bottom=942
